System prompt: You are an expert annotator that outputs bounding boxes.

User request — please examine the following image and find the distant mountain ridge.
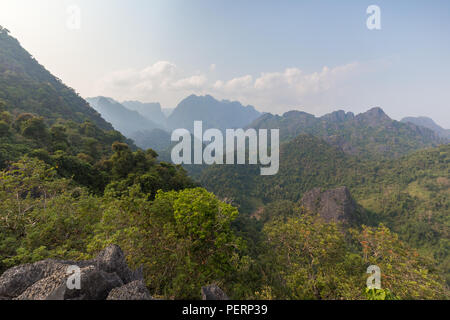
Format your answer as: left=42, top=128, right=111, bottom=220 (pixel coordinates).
left=401, top=116, right=450, bottom=139
left=84, top=94, right=262, bottom=152
left=248, top=107, right=447, bottom=159
left=83, top=92, right=448, bottom=163
left=167, top=94, right=261, bottom=132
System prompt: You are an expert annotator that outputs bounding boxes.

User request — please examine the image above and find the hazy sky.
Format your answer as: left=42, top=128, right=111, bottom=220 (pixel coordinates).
left=1, top=0, right=449, bottom=127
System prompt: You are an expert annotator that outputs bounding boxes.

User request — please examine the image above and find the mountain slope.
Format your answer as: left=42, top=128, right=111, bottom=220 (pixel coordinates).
left=0, top=28, right=142, bottom=191
left=122, top=100, right=167, bottom=128
left=167, top=94, right=261, bottom=132
left=248, top=107, right=447, bottom=159
left=401, top=116, right=450, bottom=139
left=86, top=97, right=162, bottom=138
left=0, top=28, right=112, bottom=130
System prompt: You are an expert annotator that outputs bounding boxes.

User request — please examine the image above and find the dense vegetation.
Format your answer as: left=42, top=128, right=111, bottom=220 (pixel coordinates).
left=200, top=136, right=450, bottom=287
left=1, top=157, right=447, bottom=299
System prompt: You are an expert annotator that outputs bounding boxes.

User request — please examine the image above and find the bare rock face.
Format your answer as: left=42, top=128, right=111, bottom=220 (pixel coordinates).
left=107, top=280, right=153, bottom=300
left=301, top=186, right=366, bottom=225
left=201, top=284, right=229, bottom=300
left=0, top=245, right=148, bottom=300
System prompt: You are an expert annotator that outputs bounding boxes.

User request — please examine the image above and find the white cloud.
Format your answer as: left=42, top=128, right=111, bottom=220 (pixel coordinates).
left=95, top=60, right=362, bottom=114
left=171, top=74, right=207, bottom=90
left=210, top=63, right=360, bottom=114
left=141, top=61, right=176, bottom=78
left=214, top=75, right=253, bottom=92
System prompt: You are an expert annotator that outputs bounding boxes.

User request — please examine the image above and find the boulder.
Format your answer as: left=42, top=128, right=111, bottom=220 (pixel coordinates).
left=107, top=280, right=153, bottom=300
left=201, top=284, right=229, bottom=300
left=93, top=244, right=137, bottom=284
left=0, top=260, right=68, bottom=299
left=15, top=266, right=124, bottom=300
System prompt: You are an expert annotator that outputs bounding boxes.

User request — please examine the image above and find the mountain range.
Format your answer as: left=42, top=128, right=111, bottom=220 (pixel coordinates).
left=85, top=94, right=262, bottom=152
left=247, top=107, right=447, bottom=159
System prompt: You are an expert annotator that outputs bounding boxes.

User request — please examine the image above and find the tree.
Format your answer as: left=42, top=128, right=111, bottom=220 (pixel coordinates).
left=0, top=120, right=9, bottom=136
left=352, top=225, right=448, bottom=299
left=88, top=187, right=246, bottom=299
left=110, top=142, right=135, bottom=179
left=21, top=117, right=50, bottom=142
left=0, top=157, right=72, bottom=270
left=261, top=215, right=364, bottom=300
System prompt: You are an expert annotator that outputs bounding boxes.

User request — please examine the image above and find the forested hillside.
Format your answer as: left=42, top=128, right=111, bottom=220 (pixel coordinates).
left=200, top=138, right=450, bottom=285
left=0, top=28, right=112, bottom=130
left=248, top=107, right=447, bottom=159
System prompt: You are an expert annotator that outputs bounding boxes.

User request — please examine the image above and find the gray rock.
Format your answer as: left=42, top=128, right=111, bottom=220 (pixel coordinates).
left=301, top=186, right=367, bottom=225
left=93, top=244, right=137, bottom=284
left=15, top=268, right=68, bottom=300
left=0, top=260, right=68, bottom=299
left=15, top=265, right=123, bottom=300
left=201, top=285, right=229, bottom=300
left=0, top=245, right=143, bottom=300
left=65, top=266, right=124, bottom=300
left=107, top=280, right=153, bottom=300
left=45, top=283, right=67, bottom=300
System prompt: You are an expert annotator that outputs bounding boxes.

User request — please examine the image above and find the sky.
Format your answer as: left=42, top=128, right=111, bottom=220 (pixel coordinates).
left=0, top=0, right=449, bottom=127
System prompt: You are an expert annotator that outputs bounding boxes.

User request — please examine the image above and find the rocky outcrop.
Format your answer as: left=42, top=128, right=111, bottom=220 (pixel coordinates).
left=0, top=260, right=68, bottom=299
left=201, top=284, right=229, bottom=300
left=16, top=265, right=124, bottom=300
left=0, top=245, right=230, bottom=300
left=107, top=280, right=153, bottom=300
left=301, top=186, right=366, bottom=225
left=0, top=245, right=151, bottom=300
